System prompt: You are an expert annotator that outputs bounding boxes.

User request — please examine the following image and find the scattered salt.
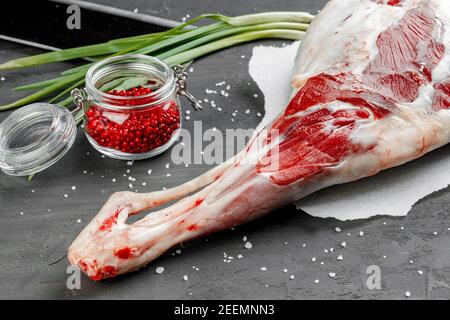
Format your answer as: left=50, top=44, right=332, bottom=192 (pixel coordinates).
left=155, top=267, right=165, bottom=274
left=260, top=266, right=267, bottom=271
left=244, top=241, right=253, bottom=249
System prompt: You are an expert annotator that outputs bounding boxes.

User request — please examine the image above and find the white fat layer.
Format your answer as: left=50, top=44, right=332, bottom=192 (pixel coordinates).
left=293, top=0, right=408, bottom=80
left=432, top=0, right=450, bottom=82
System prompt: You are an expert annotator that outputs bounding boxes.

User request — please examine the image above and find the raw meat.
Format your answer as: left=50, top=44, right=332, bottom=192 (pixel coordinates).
left=69, top=0, right=450, bottom=280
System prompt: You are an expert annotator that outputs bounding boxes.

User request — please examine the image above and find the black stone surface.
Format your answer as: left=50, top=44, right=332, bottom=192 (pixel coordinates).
left=0, top=0, right=449, bottom=299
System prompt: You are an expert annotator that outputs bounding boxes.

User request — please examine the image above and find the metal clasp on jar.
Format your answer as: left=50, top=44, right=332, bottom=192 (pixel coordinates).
left=71, top=88, right=89, bottom=122
left=173, top=65, right=203, bottom=111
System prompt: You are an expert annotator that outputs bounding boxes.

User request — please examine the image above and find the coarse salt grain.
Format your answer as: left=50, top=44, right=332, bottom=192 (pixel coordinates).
left=183, top=275, right=188, bottom=281
left=155, top=267, right=165, bottom=274
left=244, top=241, right=253, bottom=249
left=260, top=267, right=267, bottom=271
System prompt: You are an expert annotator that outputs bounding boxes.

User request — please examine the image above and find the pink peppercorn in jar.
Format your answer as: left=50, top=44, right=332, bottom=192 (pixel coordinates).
left=72, top=54, right=197, bottom=160
left=0, top=54, right=201, bottom=176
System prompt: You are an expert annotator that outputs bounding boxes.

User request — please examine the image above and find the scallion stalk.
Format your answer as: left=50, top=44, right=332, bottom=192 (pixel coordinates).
left=0, top=11, right=314, bottom=111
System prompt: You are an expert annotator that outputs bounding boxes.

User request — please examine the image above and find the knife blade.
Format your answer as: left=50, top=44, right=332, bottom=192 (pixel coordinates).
left=0, top=0, right=184, bottom=51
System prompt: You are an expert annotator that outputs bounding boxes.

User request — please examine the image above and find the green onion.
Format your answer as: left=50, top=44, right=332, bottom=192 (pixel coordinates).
left=0, top=11, right=314, bottom=111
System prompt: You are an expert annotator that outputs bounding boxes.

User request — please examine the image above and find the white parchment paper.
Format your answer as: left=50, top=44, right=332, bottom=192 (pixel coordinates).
left=249, top=42, right=450, bottom=221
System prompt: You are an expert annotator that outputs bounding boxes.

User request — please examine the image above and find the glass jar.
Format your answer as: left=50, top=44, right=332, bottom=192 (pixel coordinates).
left=74, top=54, right=183, bottom=160
left=0, top=54, right=200, bottom=176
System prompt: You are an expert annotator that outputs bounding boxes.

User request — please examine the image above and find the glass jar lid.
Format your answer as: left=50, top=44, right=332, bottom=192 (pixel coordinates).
left=0, top=103, right=77, bottom=176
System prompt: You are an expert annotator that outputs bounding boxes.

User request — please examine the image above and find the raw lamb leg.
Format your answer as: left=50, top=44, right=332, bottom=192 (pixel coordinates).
left=69, top=0, right=450, bottom=280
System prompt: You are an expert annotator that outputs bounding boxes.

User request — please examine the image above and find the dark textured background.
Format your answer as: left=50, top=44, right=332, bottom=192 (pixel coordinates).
left=0, top=0, right=449, bottom=299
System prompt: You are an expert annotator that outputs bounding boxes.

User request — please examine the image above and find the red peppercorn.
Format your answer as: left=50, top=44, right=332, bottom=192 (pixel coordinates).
left=85, top=86, right=180, bottom=153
